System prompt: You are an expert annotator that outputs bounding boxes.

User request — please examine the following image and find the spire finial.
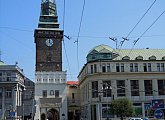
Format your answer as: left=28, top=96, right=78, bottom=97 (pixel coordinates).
left=41, top=0, right=57, bottom=16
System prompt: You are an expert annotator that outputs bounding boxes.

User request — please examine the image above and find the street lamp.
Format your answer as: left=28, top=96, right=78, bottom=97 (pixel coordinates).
left=103, top=83, right=112, bottom=120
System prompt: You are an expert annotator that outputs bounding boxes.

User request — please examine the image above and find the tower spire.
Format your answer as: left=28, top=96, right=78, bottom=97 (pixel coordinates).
left=41, top=0, right=57, bottom=16
left=38, top=0, right=59, bottom=29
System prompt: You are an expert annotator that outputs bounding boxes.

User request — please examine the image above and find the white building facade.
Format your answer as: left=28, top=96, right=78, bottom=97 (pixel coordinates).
left=0, top=61, right=26, bottom=120
left=34, top=72, right=67, bottom=120
left=78, top=45, right=165, bottom=120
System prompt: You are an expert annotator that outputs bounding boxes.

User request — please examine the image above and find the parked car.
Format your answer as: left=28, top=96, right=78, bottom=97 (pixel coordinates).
left=128, top=118, right=143, bottom=120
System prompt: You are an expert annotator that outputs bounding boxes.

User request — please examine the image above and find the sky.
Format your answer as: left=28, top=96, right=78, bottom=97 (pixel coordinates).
left=0, top=0, right=165, bottom=81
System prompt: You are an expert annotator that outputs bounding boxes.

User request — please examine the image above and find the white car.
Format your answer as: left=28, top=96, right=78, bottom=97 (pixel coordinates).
left=128, top=118, right=143, bottom=120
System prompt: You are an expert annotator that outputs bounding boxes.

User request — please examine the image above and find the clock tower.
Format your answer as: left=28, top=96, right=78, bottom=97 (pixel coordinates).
left=34, top=1, right=67, bottom=120
left=34, top=0, right=63, bottom=72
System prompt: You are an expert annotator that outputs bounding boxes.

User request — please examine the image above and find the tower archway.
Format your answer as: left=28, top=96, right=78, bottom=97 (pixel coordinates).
left=47, top=108, right=59, bottom=120
left=41, top=113, right=46, bottom=120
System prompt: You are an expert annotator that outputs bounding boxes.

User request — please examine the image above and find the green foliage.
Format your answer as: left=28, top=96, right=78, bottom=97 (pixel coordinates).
left=110, top=98, right=134, bottom=119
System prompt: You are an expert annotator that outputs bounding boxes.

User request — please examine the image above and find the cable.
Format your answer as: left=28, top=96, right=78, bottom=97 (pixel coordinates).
left=126, top=0, right=157, bottom=38
left=75, top=0, right=86, bottom=73
left=0, top=30, right=34, bottom=51
left=0, top=27, right=33, bottom=32
left=62, top=0, right=73, bottom=80
left=121, top=0, right=157, bottom=48
left=133, top=10, right=165, bottom=47
left=129, top=10, right=165, bottom=55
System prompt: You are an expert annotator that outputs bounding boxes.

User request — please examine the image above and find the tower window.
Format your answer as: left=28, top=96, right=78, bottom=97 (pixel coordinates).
left=55, top=90, right=59, bottom=97
left=42, top=90, right=47, bottom=98
left=50, top=90, right=54, bottom=95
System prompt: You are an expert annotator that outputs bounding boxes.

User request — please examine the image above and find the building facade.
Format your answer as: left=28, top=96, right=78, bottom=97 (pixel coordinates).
left=78, top=44, right=165, bottom=120
left=34, top=0, right=67, bottom=120
left=67, top=81, right=81, bottom=120
left=0, top=61, right=26, bottom=120
left=23, top=78, right=35, bottom=120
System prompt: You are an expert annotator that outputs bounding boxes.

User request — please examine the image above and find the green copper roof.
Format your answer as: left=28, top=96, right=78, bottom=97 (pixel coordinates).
left=88, top=44, right=116, bottom=54
left=116, top=49, right=165, bottom=60
left=87, top=44, right=165, bottom=62
left=0, top=61, right=6, bottom=65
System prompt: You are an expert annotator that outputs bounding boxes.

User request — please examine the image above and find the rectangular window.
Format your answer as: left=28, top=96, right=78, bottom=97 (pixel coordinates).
left=50, top=90, right=54, bottom=95
left=121, top=63, right=124, bottom=72
left=103, top=81, right=111, bottom=97
left=42, top=90, right=47, bottom=98
left=6, top=88, right=12, bottom=98
left=72, top=93, right=75, bottom=99
left=158, top=80, right=165, bottom=95
left=107, top=63, right=111, bottom=72
left=94, top=64, right=97, bottom=73
left=130, top=63, right=133, bottom=72
left=148, top=63, right=151, bottom=72
left=102, top=64, right=106, bottom=72
left=72, top=93, right=75, bottom=103
left=116, top=63, right=120, bottom=72
left=130, top=80, right=139, bottom=96
left=117, top=80, right=125, bottom=96
left=102, top=104, right=110, bottom=118
left=143, top=63, right=147, bottom=72
left=144, top=80, right=153, bottom=96
left=55, top=90, right=59, bottom=97
left=0, top=88, right=2, bottom=98
left=92, top=81, right=98, bottom=98
left=134, top=63, right=138, bottom=72
left=157, top=63, right=160, bottom=72
left=91, top=65, right=93, bottom=74
left=161, top=63, right=165, bottom=72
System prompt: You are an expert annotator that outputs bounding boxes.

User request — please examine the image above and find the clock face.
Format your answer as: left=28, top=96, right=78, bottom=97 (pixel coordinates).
left=46, top=39, right=53, bottom=47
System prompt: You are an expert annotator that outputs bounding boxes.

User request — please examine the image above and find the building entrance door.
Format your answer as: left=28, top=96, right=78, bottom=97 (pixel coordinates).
left=47, top=108, right=59, bottom=120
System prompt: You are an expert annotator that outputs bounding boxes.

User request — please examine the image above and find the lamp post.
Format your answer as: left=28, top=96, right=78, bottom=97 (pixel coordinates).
left=103, top=83, right=112, bottom=120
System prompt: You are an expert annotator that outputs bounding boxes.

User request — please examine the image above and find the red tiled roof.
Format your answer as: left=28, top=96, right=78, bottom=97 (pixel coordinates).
left=67, top=81, right=78, bottom=85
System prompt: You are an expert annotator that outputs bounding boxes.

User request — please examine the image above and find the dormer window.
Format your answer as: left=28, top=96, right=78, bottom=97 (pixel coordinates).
left=136, top=56, right=143, bottom=60
left=149, top=56, right=156, bottom=60
left=162, top=56, right=165, bottom=60
left=122, top=56, right=130, bottom=60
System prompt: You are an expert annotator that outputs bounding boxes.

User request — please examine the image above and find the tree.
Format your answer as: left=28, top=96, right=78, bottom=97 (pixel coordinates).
left=110, top=98, right=134, bottom=120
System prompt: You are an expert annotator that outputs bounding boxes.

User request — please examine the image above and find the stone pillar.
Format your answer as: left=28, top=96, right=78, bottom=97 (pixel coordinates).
left=125, top=79, right=131, bottom=98
left=139, top=79, right=145, bottom=118
left=152, top=79, right=158, bottom=99
left=111, top=80, right=116, bottom=100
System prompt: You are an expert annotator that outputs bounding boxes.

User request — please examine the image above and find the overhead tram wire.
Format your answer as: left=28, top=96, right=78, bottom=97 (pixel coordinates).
left=75, top=0, right=86, bottom=73
left=62, top=0, right=73, bottom=80
left=129, top=10, right=165, bottom=55
left=121, top=0, right=157, bottom=48
left=0, top=27, right=33, bottom=32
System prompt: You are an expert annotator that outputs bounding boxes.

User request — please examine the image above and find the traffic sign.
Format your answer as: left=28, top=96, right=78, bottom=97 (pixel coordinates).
left=152, top=99, right=164, bottom=109
left=154, top=109, right=164, bottom=119
left=9, top=111, right=15, bottom=117
left=144, top=103, right=151, bottom=111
